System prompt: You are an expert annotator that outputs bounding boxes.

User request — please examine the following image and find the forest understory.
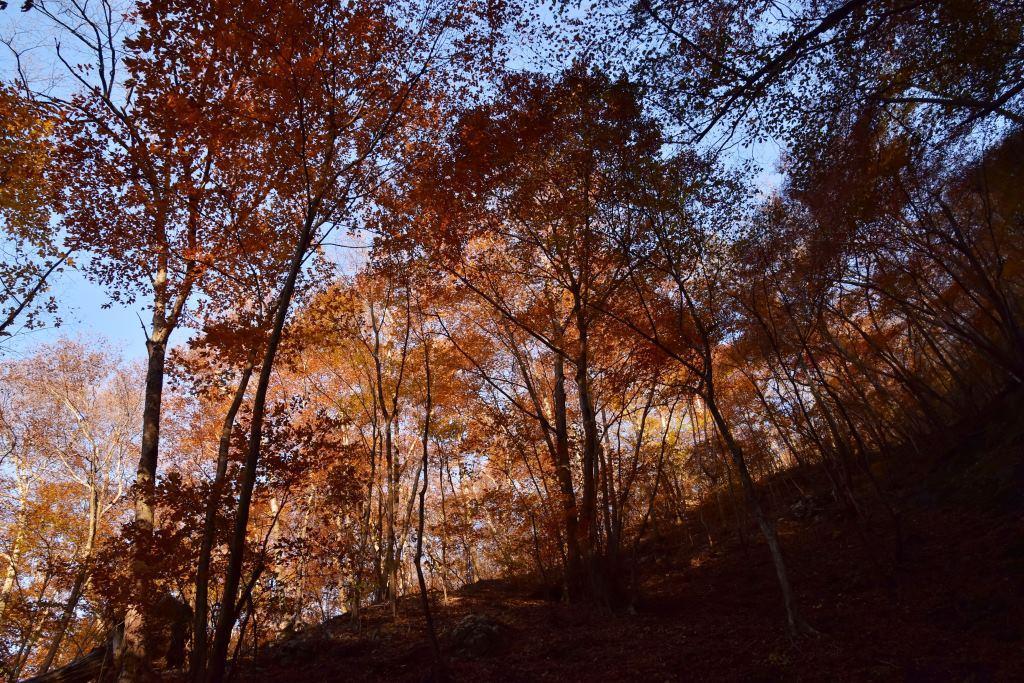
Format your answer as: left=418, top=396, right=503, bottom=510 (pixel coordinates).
left=233, top=390, right=1024, bottom=682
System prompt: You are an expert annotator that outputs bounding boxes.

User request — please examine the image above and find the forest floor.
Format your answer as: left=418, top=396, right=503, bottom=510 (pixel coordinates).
left=237, top=391, right=1024, bottom=682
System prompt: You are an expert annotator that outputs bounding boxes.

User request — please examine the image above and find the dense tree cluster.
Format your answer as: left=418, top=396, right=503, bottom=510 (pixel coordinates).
left=0, top=0, right=1020, bottom=680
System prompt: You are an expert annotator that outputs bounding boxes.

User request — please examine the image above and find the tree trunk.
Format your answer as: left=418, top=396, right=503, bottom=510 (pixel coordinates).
left=704, top=388, right=806, bottom=637
left=207, top=212, right=314, bottom=683
left=574, top=310, right=612, bottom=605
left=39, top=484, right=100, bottom=673
left=190, top=357, right=255, bottom=682
left=552, top=354, right=583, bottom=600
left=0, top=484, right=28, bottom=622
left=414, top=337, right=444, bottom=677
left=118, top=326, right=170, bottom=683
left=383, top=414, right=397, bottom=613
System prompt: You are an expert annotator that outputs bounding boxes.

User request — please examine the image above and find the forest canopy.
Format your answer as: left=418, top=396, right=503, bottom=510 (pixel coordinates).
left=0, top=0, right=1021, bottom=680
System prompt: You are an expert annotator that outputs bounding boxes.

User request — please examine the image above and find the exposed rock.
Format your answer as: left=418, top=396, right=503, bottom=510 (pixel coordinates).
left=789, top=494, right=827, bottom=520
left=151, top=593, right=192, bottom=670
left=448, top=614, right=505, bottom=658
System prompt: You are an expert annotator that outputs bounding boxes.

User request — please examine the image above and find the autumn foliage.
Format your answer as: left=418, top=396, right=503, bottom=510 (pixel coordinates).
left=0, top=0, right=1022, bottom=680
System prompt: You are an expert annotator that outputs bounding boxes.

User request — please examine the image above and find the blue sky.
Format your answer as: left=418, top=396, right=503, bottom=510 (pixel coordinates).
left=1, top=6, right=149, bottom=359
left=1, top=264, right=148, bottom=360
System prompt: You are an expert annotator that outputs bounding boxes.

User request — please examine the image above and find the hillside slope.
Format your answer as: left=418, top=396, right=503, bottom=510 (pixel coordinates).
left=237, top=392, right=1024, bottom=682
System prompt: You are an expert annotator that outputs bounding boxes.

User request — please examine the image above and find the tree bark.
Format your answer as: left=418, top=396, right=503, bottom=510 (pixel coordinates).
left=552, top=353, right=583, bottom=600
left=0, top=479, right=28, bottom=623
left=573, top=308, right=612, bottom=605
left=207, top=211, right=314, bottom=683
left=414, top=336, right=444, bottom=677
left=704, top=387, right=805, bottom=636
left=190, top=356, right=256, bottom=682
left=39, top=484, right=100, bottom=673
left=118, top=327, right=170, bottom=683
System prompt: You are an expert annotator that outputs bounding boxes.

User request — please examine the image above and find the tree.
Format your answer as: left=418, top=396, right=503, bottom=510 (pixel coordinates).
left=13, top=0, right=300, bottom=673
left=0, top=85, right=67, bottom=342
left=620, top=0, right=1023, bottom=144
left=0, top=339, right=138, bottom=677
left=380, top=65, right=675, bottom=604
left=191, top=0, right=495, bottom=675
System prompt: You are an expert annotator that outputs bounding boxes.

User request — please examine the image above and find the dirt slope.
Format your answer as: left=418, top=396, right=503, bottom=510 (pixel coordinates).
left=238, top=393, right=1024, bottom=682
